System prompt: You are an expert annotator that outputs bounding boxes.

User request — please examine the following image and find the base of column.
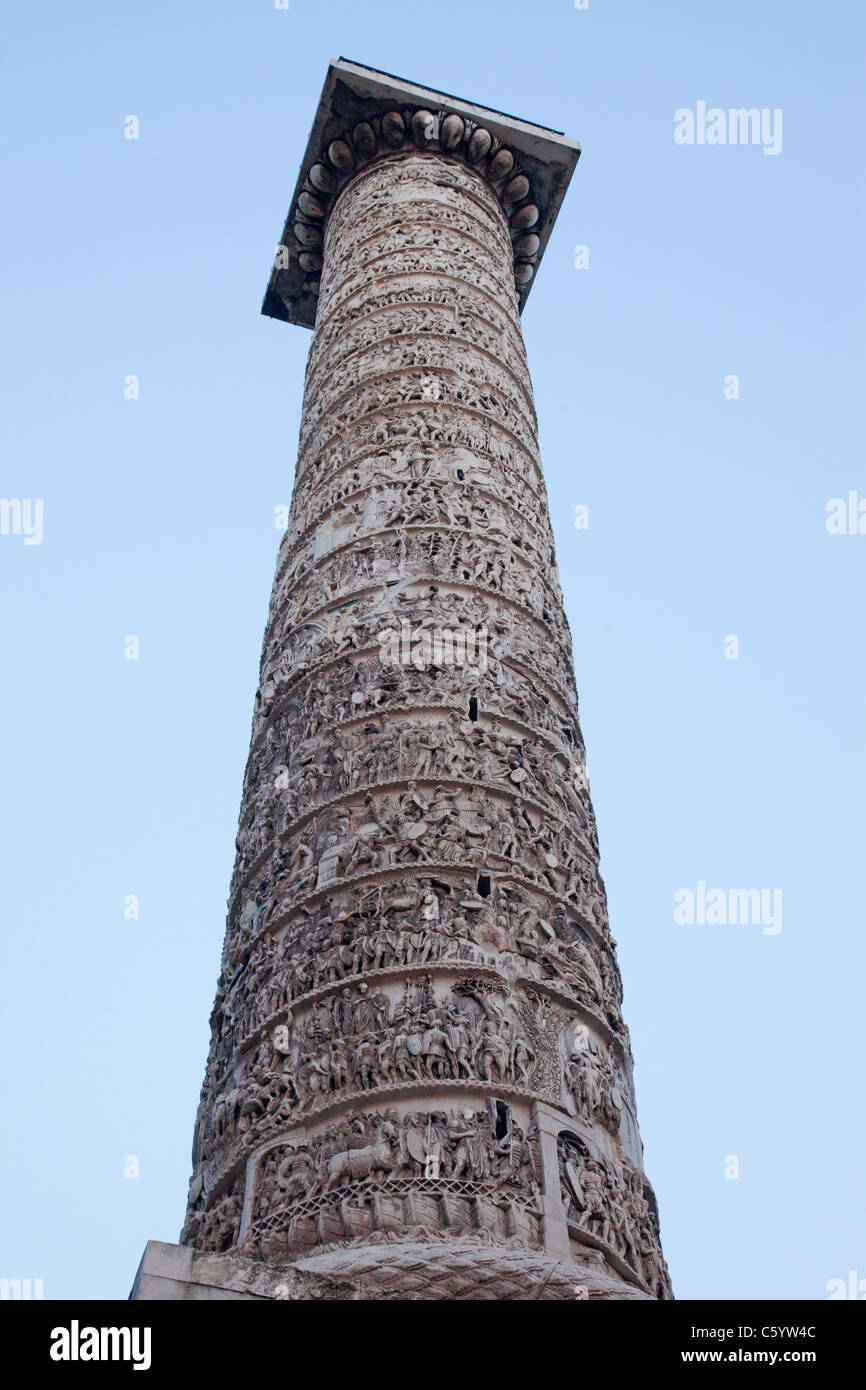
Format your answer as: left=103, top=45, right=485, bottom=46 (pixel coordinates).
left=130, top=1239, right=652, bottom=1301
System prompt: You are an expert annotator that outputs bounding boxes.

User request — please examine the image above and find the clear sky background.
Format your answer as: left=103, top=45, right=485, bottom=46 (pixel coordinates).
left=1, top=0, right=863, bottom=1301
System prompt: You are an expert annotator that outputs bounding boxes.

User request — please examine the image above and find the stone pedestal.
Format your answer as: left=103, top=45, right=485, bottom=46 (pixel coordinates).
left=131, top=1238, right=652, bottom=1302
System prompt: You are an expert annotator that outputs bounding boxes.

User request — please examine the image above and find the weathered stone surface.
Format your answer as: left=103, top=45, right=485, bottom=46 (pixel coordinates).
left=131, top=1237, right=647, bottom=1302
left=133, top=63, right=670, bottom=1303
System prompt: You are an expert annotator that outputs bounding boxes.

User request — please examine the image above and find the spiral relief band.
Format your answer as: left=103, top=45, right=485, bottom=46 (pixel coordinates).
left=170, top=61, right=671, bottom=1303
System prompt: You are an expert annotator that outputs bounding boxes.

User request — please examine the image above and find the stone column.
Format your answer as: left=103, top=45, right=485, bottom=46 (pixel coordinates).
left=139, top=62, right=671, bottom=1303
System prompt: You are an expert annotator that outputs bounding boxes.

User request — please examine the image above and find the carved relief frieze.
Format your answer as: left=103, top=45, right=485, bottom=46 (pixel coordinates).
left=182, top=119, right=669, bottom=1300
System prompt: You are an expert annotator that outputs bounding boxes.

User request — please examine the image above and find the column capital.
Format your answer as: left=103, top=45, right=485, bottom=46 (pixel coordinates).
left=263, top=58, right=581, bottom=329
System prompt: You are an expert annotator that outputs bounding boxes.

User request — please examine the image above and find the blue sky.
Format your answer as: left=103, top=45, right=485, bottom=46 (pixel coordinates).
left=1, top=0, right=863, bottom=1300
